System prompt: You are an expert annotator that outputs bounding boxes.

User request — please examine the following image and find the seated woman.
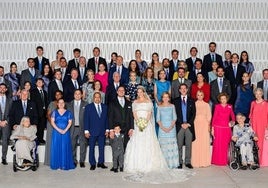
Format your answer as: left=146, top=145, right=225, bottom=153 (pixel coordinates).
left=10, top=116, right=37, bottom=165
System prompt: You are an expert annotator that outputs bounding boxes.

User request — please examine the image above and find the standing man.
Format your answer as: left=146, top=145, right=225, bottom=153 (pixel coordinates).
left=108, top=55, right=129, bottom=86
left=185, top=47, right=202, bottom=73
left=67, top=48, right=81, bottom=75
left=84, top=92, right=109, bottom=170
left=48, top=69, right=63, bottom=103
left=64, top=68, right=81, bottom=102
left=163, top=58, right=174, bottom=82
left=257, top=69, right=268, bottom=100
left=169, top=49, right=180, bottom=72
left=0, top=83, right=12, bottom=165
left=34, top=46, right=50, bottom=72
left=105, top=72, right=121, bottom=104
left=30, top=78, right=48, bottom=144
left=59, top=57, right=70, bottom=85
left=77, top=56, right=88, bottom=84
left=87, top=47, right=107, bottom=73
left=202, top=42, right=223, bottom=72
left=108, top=86, right=134, bottom=149
left=67, top=89, right=88, bottom=168
left=20, top=58, right=41, bottom=89
left=174, top=84, right=196, bottom=169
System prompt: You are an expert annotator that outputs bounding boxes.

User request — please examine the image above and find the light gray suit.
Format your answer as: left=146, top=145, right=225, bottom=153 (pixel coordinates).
left=0, top=96, right=12, bottom=160
left=67, top=100, right=88, bottom=163
left=171, top=78, right=192, bottom=100
left=110, top=134, right=124, bottom=169
left=20, top=68, right=41, bottom=89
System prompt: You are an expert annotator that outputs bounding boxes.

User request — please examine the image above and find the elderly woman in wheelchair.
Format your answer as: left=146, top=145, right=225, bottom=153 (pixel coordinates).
left=10, top=116, right=38, bottom=171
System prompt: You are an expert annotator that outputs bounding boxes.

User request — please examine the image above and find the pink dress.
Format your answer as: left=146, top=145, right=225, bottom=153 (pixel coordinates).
left=211, top=104, right=235, bottom=166
left=94, top=72, right=108, bottom=93
left=249, top=100, right=268, bottom=166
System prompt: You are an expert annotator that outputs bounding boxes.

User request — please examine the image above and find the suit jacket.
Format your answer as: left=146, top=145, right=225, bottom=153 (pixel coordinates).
left=108, top=66, right=129, bottom=86
left=47, top=79, right=62, bottom=102
left=77, top=66, right=88, bottom=84
left=84, top=103, right=108, bottom=136
left=63, top=79, right=82, bottom=102
left=110, top=134, right=124, bottom=154
left=87, top=57, right=107, bottom=73
left=257, top=80, right=268, bottom=99
left=105, top=83, right=119, bottom=104
left=163, top=67, right=174, bottom=82
left=0, top=96, right=12, bottom=123
left=30, top=88, right=48, bottom=117
left=188, top=69, right=208, bottom=83
left=1, top=77, right=12, bottom=98
left=108, top=97, right=134, bottom=134
left=210, top=78, right=232, bottom=104
left=67, top=100, right=88, bottom=136
left=9, top=100, right=38, bottom=127
left=203, top=53, right=223, bottom=72
left=174, top=96, right=196, bottom=141
left=171, top=79, right=192, bottom=100
left=169, top=59, right=179, bottom=72
left=66, top=59, right=79, bottom=75
left=34, top=57, right=50, bottom=71
left=224, top=64, right=246, bottom=104
left=185, top=57, right=203, bottom=72
left=20, top=68, right=41, bottom=89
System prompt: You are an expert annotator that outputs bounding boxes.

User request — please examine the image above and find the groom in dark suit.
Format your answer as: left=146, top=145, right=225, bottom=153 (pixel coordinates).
left=84, top=92, right=109, bottom=170
left=174, top=84, right=196, bottom=169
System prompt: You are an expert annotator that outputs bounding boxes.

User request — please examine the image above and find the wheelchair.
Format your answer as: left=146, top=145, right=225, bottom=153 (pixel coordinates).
left=228, top=139, right=259, bottom=171
left=11, top=139, right=39, bottom=172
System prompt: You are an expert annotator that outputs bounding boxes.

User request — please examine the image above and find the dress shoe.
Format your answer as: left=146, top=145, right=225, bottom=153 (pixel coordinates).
left=114, top=168, right=118, bottom=173
left=80, top=162, right=85, bottom=168
left=74, top=161, right=77, bottom=167
left=177, top=164, right=182, bottom=169
left=39, top=140, right=46, bottom=145
left=120, top=167, right=124, bottom=172
left=250, top=164, right=258, bottom=170
left=241, top=165, right=247, bottom=170
left=185, top=163, right=193, bottom=169
left=110, top=167, right=115, bottom=171
left=97, top=163, right=108, bottom=169
left=90, top=165, right=96, bottom=170
left=1, top=159, right=8, bottom=165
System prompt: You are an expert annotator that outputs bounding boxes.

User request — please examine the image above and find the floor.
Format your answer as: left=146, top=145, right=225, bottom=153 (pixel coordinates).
left=0, top=163, right=267, bottom=188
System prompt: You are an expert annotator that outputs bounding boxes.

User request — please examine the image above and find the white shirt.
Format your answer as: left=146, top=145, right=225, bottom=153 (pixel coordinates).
left=117, top=96, right=125, bottom=107
left=55, top=79, right=63, bottom=91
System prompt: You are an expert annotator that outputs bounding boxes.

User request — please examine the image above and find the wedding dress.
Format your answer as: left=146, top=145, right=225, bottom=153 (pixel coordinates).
left=123, top=102, right=194, bottom=184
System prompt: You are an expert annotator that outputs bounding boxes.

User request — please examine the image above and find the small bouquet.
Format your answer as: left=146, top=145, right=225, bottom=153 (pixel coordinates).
left=136, top=118, right=148, bottom=132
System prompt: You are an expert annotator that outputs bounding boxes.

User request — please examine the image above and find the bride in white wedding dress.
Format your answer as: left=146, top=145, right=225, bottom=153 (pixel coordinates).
left=123, top=86, right=194, bottom=184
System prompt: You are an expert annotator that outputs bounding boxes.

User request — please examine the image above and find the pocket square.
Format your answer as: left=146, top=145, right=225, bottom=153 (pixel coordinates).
left=128, top=106, right=131, bottom=109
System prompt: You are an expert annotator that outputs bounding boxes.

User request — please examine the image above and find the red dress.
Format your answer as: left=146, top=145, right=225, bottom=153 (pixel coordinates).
left=191, top=82, right=210, bottom=103
left=249, top=100, right=268, bottom=166
left=211, top=104, right=235, bottom=166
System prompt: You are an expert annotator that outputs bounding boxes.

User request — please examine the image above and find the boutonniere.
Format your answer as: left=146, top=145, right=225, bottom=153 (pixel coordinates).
left=30, top=107, right=33, bottom=109
left=128, top=106, right=131, bottom=109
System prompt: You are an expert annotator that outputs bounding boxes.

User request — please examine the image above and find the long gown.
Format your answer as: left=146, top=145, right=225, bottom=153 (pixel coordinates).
left=191, top=100, right=211, bottom=167
left=50, top=110, right=75, bottom=170
left=157, top=105, right=179, bottom=168
left=211, top=104, right=235, bottom=166
left=124, top=102, right=194, bottom=184
left=249, top=100, right=268, bottom=166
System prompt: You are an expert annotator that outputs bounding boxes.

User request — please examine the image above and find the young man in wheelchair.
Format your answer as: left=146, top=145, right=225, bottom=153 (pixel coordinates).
left=232, top=113, right=258, bottom=170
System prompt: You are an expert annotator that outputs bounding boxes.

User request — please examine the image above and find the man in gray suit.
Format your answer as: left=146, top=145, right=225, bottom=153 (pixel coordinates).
left=0, top=83, right=13, bottom=165
left=171, top=67, right=192, bottom=100
left=210, top=67, right=232, bottom=107
left=20, top=58, right=41, bottom=89
left=67, top=89, right=88, bottom=168
left=257, top=69, right=268, bottom=100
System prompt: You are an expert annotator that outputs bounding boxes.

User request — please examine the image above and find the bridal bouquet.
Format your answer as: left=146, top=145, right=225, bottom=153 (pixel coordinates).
left=136, top=118, right=148, bottom=132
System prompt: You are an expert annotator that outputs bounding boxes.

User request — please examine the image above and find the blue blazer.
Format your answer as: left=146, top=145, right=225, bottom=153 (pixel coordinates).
left=84, top=103, right=108, bottom=137
left=108, top=66, right=129, bottom=86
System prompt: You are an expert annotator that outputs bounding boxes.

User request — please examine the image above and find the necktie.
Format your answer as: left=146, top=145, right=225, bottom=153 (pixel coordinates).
left=95, top=58, right=98, bottom=65
left=219, top=78, right=223, bottom=92
left=75, top=59, right=79, bottom=67
left=30, top=68, right=35, bottom=76
left=39, top=59, right=42, bottom=71
left=165, top=69, right=169, bottom=79
left=40, top=90, right=45, bottom=108
left=264, top=80, right=268, bottom=100
left=97, top=104, right=101, bottom=117
left=0, top=97, right=5, bottom=115
left=81, top=68, right=84, bottom=80
left=211, top=54, right=215, bottom=62
left=61, top=68, right=65, bottom=80
left=182, top=97, right=186, bottom=105
left=233, top=65, right=237, bottom=77
left=23, top=101, right=27, bottom=115
left=74, top=80, right=78, bottom=89
left=117, top=66, right=120, bottom=75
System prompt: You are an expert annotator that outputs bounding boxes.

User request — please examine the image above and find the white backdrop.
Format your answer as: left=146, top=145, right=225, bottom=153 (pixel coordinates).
left=0, top=0, right=267, bottom=83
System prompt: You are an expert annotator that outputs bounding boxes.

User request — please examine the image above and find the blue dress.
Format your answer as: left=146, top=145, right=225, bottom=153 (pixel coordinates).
left=50, top=110, right=75, bottom=170
left=157, top=105, right=179, bottom=168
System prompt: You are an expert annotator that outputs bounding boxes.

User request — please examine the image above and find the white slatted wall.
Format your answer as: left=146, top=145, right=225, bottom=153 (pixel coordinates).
left=0, top=0, right=267, bottom=83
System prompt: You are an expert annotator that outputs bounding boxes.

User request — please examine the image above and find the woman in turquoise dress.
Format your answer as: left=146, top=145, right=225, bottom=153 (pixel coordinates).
left=50, top=98, right=74, bottom=170
left=156, top=92, right=179, bottom=168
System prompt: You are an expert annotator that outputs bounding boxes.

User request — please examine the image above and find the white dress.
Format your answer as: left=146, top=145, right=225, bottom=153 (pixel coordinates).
left=124, top=102, right=194, bottom=184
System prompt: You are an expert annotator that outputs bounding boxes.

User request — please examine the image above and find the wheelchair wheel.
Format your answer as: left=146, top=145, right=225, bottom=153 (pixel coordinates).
left=228, top=141, right=235, bottom=164
left=230, top=161, right=239, bottom=171
left=13, top=155, right=17, bottom=172
left=36, top=154, right=39, bottom=168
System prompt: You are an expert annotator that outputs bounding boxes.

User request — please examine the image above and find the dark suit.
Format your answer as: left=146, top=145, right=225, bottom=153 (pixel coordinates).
left=77, top=67, right=88, bottom=84
left=47, top=79, right=63, bottom=103
left=66, top=59, right=79, bottom=75
left=203, top=53, right=223, bottom=72
left=84, top=103, right=108, bottom=165
left=63, top=79, right=82, bottom=102
left=1, top=77, right=12, bottom=98
left=257, top=80, right=268, bottom=100
left=108, top=66, right=129, bottom=86
left=105, top=83, right=119, bottom=104
left=169, top=59, right=178, bottom=72
left=30, top=88, right=48, bottom=142
left=108, top=97, right=134, bottom=148
left=224, top=64, right=246, bottom=104
left=171, top=79, right=192, bottom=100
left=87, top=57, right=107, bottom=73
left=34, top=57, right=50, bottom=71
left=188, top=69, right=208, bottom=83
left=20, top=68, right=41, bottom=89
left=163, top=67, right=174, bottom=82
left=174, top=96, right=196, bottom=164
left=185, top=57, right=202, bottom=72
left=0, top=96, right=12, bottom=160
left=9, top=100, right=38, bottom=128
left=210, top=78, right=232, bottom=106
left=67, top=100, right=88, bottom=163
